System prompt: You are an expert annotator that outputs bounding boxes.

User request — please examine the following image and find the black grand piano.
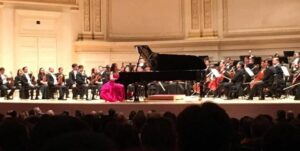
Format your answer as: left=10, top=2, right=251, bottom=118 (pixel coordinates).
left=116, top=45, right=207, bottom=101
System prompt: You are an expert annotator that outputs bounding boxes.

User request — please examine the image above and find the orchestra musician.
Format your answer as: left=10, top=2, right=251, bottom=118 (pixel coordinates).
left=47, top=67, right=67, bottom=100
left=223, top=61, right=245, bottom=100
left=37, top=68, right=49, bottom=99
left=101, top=65, right=111, bottom=84
left=213, top=61, right=232, bottom=98
left=0, top=67, right=15, bottom=99
left=14, top=69, right=24, bottom=98
left=76, top=65, right=89, bottom=100
left=291, top=52, right=300, bottom=72
left=89, top=68, right=102, bottom=100
left=21, top=66, right=39, bottom=100
left=292, top=61, right=300, bottom=100
left=270, top=57, right=285, bottom=98
left=247, top=60, right=273, bottom=100
left=201, top=58, right=212, bottom=97
left=68, top=64, right=79, bottom=99
left=56, top=67, right=69, bottom=98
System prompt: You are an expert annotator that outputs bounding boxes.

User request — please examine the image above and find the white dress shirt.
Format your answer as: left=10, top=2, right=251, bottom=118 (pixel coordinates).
left=51, top=73, right=58, bottom=85
left=74, top=70, right=77, bottom=79
left=25, top=73, right=33, bottom=86
left=1, top=74, right=7, bottom=84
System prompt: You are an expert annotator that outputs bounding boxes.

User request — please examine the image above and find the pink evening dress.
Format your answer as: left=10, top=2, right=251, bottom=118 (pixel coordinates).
left=100, top=73, right=125, bottom=102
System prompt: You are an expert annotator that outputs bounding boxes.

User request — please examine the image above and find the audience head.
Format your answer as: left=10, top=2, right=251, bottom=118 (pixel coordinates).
left=263, top=123, right=300, bottom=151
left=31, top=115, right=89, bottom=151
left=132, top=110, right=146, bottom=132
left=141, top=117, right=176, bottom=151
left=251, top=114, right=274, bottom=138
left=41, top=132, right=116, bottom=151
left=276, top=110, right=287, bottom=123
left=0, top=119, right=30, bottom=151
left=287, top=110, right=295, bottom=122
left=177, top=102, right=232, bottom=151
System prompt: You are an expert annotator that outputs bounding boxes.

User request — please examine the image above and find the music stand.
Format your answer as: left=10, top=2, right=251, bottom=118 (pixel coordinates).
left=284, top=51, right=294, bottom=57
left=279, top=56, right=289, bottom=64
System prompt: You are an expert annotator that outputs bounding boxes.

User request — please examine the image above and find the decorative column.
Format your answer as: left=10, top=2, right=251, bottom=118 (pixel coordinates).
left=188, top=0, right=201, bottom=37
left=201, top=0, right=217, bottom=37
left=188, top=0, right=217, bottom=38
left=80, top=0, right=104, bottom=40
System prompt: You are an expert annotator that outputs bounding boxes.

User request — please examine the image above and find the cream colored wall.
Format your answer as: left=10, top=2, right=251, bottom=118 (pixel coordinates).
left=76, top=0, right=300, bottom=69
left=0, top=1, right=80, bottom=74
left=1, top=0, right=300, bottom=75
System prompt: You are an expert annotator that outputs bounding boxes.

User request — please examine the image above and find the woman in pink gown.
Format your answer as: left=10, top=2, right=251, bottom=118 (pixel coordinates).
left=100, top=63, right=125, bottom=102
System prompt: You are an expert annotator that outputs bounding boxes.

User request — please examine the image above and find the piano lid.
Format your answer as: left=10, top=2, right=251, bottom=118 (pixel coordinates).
left=135, top=45, right=206, bottom=71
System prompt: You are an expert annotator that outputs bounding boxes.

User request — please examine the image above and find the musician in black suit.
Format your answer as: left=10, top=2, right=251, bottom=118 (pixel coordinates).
left=47, top=67, right=66, bottom=100
left=270, top=57, right=285, bottom=98
left=223, top=62, right=245, bottom=99
left=56, top=67, right=69, bottom=98
left=37, top=68, right=49, bottom=99
left=14, top=69, right=24, bottom=98
left=68, top=64, right=79, bottom=99
left=76, top=65, right=89, bottom=100
left=89, top=68, right=102, bottom=100
left=247, top=60, right=274, bottom=100
left=21, top=66, right=39, bottom=100
left=101, top=65, right=111, bottom=84
left=0, top=67, right=15, bottom=99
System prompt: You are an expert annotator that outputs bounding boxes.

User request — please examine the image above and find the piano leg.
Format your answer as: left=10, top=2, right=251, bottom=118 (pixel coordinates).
left=134, top=82, right=139, bottom=102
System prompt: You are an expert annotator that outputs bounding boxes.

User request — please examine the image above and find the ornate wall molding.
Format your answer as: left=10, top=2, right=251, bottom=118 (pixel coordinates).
left=203, top=0, right=212, bottom=29
left=83, top=0, right=91, bottom=32
left=80, top=0, right=104, bottom=40
left=93, top=0, right=101, bottom=33
left=191, top=0, right=200, bottom=30
left=188, top=0, right=217, bottom=37
left=0, top=0, right=78, bottom=6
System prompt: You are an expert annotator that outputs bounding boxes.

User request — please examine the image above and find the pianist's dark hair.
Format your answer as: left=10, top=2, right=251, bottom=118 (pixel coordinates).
left=111, top=63, right=117, bottom=73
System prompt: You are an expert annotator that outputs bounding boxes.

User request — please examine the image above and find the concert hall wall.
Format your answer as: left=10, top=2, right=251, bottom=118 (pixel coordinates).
left=0, top=0, right=300, bottom=73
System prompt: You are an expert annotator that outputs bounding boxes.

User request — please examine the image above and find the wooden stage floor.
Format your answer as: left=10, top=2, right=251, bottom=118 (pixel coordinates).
left=0, top=96, right=300, bottom=118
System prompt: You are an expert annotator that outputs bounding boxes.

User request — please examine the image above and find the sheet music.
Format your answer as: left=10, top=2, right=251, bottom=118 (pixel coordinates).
left=245, top=67, right=254, bottom=77
left=211, top=68, right=221, bottom=78
left=281, top=66, right=290, bottom=76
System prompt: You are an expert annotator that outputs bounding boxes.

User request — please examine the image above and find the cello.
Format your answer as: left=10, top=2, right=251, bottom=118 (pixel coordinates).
left=250, top=69, right=265, bottom=89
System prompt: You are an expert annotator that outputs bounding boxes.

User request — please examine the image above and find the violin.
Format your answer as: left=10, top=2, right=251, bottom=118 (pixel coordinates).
left=30, top=73, right=37, bottom=85
left=90, top=74, right=101, bottom=85
left=57, top=74, right=64, bottom=85
left=7, top=72, right=14, bottom=87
